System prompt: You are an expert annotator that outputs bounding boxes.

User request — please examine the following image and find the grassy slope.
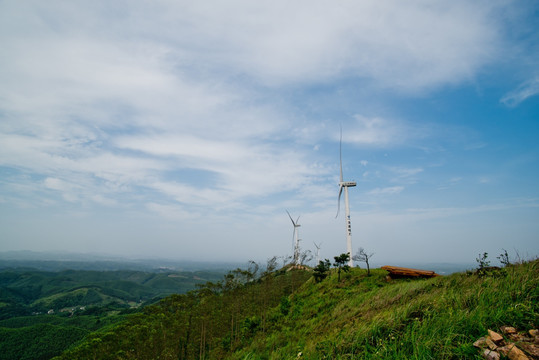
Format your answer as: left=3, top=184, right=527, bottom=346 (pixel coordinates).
left=231, top=261, right=538, bottom=359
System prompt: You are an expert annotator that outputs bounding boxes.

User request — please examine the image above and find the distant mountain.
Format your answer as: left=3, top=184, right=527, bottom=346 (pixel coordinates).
left=0, top=265, right=230, bottom=360
left=0, top=250, right=244, bottom=272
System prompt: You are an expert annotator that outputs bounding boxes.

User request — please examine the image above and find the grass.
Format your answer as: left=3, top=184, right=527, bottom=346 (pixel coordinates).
left=229, top=260, right=538, bottom=359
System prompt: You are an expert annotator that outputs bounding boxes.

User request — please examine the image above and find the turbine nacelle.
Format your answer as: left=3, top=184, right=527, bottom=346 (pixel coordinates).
left=339, top=181, right=356, bottom=187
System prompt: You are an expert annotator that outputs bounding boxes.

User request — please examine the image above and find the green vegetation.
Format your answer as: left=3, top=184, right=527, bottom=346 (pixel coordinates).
left=313, top=260, right=331, bottom=283
left=333, top=253, right=351, bottom=282
left=0, top=324, right=88, bottom=360
left=54, top=265, right=312, bottom=360
left=0, top=268, right=225, bottom=318
left=0, top=268, right=226, bottom=360
left=234, top=260, right=538, bottom=359
left=51, top=257, right=537, bottom=359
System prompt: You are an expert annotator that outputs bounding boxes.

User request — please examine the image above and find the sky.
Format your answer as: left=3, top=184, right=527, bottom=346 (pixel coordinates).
left=1, top=1, right=538, bottom=266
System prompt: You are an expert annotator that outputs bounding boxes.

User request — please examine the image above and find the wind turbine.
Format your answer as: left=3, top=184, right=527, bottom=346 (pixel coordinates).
left=313, top=242, right=322, bottom=264
left=286, top=210, right=301, bottom=266
left=336, top=128, right=356, bottom=267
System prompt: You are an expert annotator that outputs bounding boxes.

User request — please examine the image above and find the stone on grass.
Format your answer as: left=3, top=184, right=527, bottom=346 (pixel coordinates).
left=488, top=329, right=504, bottom=343
left=501, top=326, right=517, bottom=334
left=498, top=344, right=529, bottom=360
left=474, top=337, right=488, bottom=348
left=482, top=349, right=500, bottom=360
left=485, top=337, right=498, bottom=350
left=519, top=342, right=539, bottom=358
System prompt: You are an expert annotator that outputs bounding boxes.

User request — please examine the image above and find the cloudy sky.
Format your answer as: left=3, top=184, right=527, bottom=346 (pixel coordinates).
left=1, top=1, right=538, bottom=266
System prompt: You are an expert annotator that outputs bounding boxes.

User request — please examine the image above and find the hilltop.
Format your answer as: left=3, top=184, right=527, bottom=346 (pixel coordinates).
left=52, top=258, right=538, bottom=359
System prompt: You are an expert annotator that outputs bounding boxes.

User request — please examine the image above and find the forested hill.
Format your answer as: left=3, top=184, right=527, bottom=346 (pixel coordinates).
left=0, top=268, right=226, bottom=360
left=54, top=259, right=538, bottom=359
left=0, top=268, right=226, bottom=316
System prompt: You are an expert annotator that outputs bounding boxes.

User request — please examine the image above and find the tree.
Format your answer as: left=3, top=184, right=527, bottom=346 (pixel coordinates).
left=313, top=259, right=331, bottom=283
left=475, top=252, right=491, bottom=277
left=298, top=250, right=313, bottom=266
left=333, top=253, right=350, bottom=282
left=497, top=249, right=511, bottom=267
left=353, top=248, right=374, bottom=276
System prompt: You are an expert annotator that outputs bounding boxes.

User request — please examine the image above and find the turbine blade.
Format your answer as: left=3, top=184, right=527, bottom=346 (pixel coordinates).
left=286, top=210, right=295, bottom=225
left=336, top=184, right=343, bottom=218
left=339, top=126, right=344, bottom=182
left=296, top=216, right=300, bottom=224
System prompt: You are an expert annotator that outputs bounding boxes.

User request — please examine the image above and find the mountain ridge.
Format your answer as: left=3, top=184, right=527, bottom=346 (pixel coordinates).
left=52, top=258, right=538, bottom=359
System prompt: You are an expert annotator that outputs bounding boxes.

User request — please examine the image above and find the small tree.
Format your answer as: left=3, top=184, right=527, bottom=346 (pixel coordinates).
left=263, top=256, right=278, bottom=276
left=333, top=253, right=350, bottom=282
left=475, top=252, right=490, bottom=277
left=299, top=250, right=313, bottom=266
left=353, top=247, right=374, bottom=276
left=497, top=249, right=511, bottom=267
left=247, top=260, right=260, bottom=281
left=313, top=259, right=331, bottom=283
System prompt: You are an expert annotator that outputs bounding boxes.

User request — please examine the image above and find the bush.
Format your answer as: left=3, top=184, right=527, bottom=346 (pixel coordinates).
left=313, top=260, right=331, bottom=283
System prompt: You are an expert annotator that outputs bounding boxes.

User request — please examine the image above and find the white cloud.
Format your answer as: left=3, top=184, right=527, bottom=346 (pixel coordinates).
left=500, top=77, right=539, bottom=107
left=0, top=1, right=536, bottom=262
left=146, top=202, right=199, bottom=220
left=389, top=167, right=424, bottom=184
left=142, top=1, right=500, bottom=91
left=44, top=177, right=71, bottom=191
left=359, top=198, right=539, bottom=225
left=346, top=115, right=410, bottom=146
left=367, top=186, right=404, bottom=196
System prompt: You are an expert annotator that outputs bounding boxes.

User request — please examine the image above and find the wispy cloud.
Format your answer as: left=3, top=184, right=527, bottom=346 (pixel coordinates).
left=389, top=167, right=424, bottom=184
left=367, top=186, right=404, bottom=196
left=0, top=1, right=536, bottom=261
left=500, top=77, right=539, bottom=107
left=361, top=198, right=539, bottom=224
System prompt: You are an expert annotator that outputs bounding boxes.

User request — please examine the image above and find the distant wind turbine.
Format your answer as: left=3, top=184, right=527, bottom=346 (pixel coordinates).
left=336, top=127, right=356, bottom=267
left=286, top=210, right=301, bottom=266
left=313, top=242, right=322, bottom=264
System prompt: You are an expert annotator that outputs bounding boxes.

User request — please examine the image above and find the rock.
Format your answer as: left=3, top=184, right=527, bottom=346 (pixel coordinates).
left=498, top=344, right=529, bottom=360
left=501, top=326, right=518, bottom=334
left=486, top=337, right=498, bottom=350
left=519, top=342, right=539, bottom=358
left=483, top=349, right=500, bottom=360
left=529, top=329, right=538, bottom=337
left=508, top=333, right=533, bottom=343
left=474, top=337, right=488, bottom=348
left=489, top=330, right=504, bottom=343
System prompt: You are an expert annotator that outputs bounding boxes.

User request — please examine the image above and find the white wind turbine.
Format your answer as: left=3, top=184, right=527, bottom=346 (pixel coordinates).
left=313, top=242, right=322, bottom=264
left=286, top=210, right=301, bottom=266
left=336, top=128, right=356, bottom=267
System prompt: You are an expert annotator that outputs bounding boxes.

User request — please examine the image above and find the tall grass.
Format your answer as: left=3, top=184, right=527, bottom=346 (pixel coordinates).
left=230, top=260, right=538, bottom=359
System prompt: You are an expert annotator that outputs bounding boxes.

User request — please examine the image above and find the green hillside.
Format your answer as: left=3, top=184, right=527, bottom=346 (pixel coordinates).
left=52, top=258, right=538, bottom=359
left=0, top=268, right=226, bottom=360
left=0, top=269, right=225, bottom=318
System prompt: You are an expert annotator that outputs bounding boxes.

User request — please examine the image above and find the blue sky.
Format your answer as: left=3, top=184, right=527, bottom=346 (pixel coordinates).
left=1, top=1, right=538, bottom=265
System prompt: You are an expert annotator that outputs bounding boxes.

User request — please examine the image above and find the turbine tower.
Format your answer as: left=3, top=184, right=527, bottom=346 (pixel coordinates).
left=336, top=128, right=356, bottom=267
left=286, top=210, right=301, bottom=266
